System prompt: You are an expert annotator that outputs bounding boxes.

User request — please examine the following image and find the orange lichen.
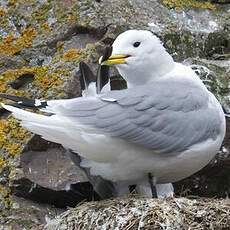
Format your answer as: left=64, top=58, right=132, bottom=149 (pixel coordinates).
left=0, top=118, right=29, bottom=156
left=0, top=7, right=6, bottom=17
left=62, top=48, right=81, bottom=61
left=16, top=27, right=37, bottom=47
left=0, top=65, right=66, bottom=96
left=34, top=72, right=62, bottom=90
left=5, top=143, right=21, bottom=156
left=0, top=27, right=37, bottom=55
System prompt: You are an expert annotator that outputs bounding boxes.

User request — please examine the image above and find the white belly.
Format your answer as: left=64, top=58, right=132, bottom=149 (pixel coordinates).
left=79, top=125, right=225, bottom=184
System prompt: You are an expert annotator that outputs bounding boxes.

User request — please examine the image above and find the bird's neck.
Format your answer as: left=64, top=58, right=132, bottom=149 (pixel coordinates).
left=124, top=52, right=175, bottom=88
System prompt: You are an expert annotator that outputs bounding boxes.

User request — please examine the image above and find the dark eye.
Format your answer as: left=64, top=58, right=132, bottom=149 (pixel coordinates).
left=133, top=42, right=141, bottom=48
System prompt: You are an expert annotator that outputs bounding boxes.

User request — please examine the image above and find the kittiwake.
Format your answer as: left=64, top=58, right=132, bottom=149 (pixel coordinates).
left=1, top=30, right=226, bottom=198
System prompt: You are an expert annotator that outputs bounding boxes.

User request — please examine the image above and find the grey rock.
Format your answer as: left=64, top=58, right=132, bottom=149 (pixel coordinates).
left=0, top=196, right=63, bottom=230
left=184, top=58, right=230, bottom=112
left=9, top=136, right=96, bottom=208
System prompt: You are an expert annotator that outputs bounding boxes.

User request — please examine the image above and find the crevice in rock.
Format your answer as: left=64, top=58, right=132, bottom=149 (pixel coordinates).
left=0, top=107, right=10, bottom=118
left=11, top=178, right=96, bottom=208
left=23, top=135, right=53, bottom=152
left=205, top=32, right=230, bottom=58
left=47, top=25, right=108, bottom=49
left=8, top=73, right=35, bottom=90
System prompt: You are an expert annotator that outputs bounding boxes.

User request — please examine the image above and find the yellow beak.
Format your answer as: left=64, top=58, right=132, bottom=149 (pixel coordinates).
left=100, top=54, right=128, bottom=65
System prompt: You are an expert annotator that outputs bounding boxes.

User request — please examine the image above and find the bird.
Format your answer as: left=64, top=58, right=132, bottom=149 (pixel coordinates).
left=1, top=30, right=226, bottom=198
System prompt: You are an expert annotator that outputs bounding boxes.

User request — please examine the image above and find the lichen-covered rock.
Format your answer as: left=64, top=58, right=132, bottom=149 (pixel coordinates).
left=185, top=58, right=230, bottom=112
left=0, top=0, right=102, bottom=210
left=0, top=0, right=229, bottom=228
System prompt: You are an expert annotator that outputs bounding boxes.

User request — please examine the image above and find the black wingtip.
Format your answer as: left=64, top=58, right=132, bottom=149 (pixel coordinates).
left=0, top=94, right=47, bottom=109
left=79, top=62, right=96, bottom=91
left=96, top=46, right=112, bottom=94
left=101, top=46, right=113, bottom=63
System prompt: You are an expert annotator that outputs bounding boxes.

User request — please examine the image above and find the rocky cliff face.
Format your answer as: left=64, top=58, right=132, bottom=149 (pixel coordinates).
left=0, top=0, right=229, bottom=229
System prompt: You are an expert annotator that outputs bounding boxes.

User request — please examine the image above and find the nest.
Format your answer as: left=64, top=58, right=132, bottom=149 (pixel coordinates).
left=44, top=197, right=230, bottom=230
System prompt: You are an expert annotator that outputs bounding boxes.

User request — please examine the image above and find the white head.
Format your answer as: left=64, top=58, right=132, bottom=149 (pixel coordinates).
left=101, top=30, right=175, bottom=87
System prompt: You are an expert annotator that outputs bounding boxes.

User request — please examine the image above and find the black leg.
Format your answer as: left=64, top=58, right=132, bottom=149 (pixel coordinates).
left=148, top=173, right=157, bottom=198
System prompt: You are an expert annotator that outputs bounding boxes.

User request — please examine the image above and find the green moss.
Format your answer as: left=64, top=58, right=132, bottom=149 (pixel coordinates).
left=162, top=0, right=216, bottom=10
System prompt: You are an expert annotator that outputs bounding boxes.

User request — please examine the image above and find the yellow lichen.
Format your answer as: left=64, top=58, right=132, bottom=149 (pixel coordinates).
left=0, top=65, right=66, bottom=96
left=67, top=11, right=78, bottom=23
left=5, top=143, right=21, bottom=156
left=0, top=118, right=29, bottom=156
left=62, top=48, right=81, bottom=62
left=40, top=22, right=52, bottom=33
left=0, top=7, right=6, bottom=17
left=0, top=27, right=37, bottom=56
left=0, top=120, right=8, bottom=148
left=34, top=72, right=62, bottom=90
left=53, top=44, right=97, bottom=64
left=162, top=0, right=216, bottom=10
left=0, top=157, right=5, bottom=169
left=17, top=27, right=37, bottom=47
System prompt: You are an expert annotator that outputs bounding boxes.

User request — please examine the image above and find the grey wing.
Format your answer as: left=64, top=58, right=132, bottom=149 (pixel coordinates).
left=46, top=80, right=222, bottom=154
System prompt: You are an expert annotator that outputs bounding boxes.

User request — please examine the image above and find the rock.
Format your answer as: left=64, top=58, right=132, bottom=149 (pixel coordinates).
left=184, top=58, right=230, bottom=112
left=9, top=136, right=96, bottom=208
left=0, top=196, right=63, bottom=230
left=0, top=0, right=229, bottom=228
left=43, top=197, right=230, bottom=230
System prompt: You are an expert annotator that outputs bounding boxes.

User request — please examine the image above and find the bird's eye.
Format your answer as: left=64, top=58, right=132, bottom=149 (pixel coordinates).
left=133, top=42, right=141, bottom=48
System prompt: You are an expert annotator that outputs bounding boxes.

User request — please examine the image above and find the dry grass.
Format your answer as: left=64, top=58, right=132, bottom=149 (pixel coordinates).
left=44, top=197, right=230, bottom=230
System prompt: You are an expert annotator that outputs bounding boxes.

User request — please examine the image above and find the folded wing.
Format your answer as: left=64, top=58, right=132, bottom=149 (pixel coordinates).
left=39, top=79, right=222, bottom=155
